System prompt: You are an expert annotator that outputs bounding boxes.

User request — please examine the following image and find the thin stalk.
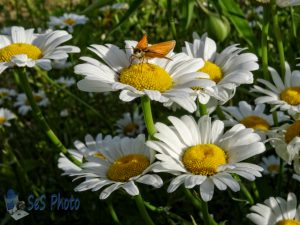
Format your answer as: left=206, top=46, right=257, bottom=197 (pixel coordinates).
left=271, top=0, right=285, bottom=77
left=239, top=182, right=254, bottom=205
left=134, top=194, right=155, bottom=225
left=167, top=0, right=177, bottom=40
left=199, top=200, right=218, bottom=225
left=183, top=189, right=217, bottom=225
left=290, top=7, right=297, bottom=40
left=261, top=5, right=270, bottom=80
left=272, top=111, right=279, bottom=126
left=107, top=200, right=121, bottom=225
left=17, top=69, right=80, bottom=166
left=141, top=96, right=156, bottom=138
left=216, top=105, right=226, bottom=120
left=251, top=182, right=260, bottom=201
left=197, top=101, right=208, bottom=116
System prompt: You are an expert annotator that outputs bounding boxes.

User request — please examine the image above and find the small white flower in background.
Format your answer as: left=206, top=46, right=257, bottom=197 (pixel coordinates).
left=147, top=115, right=265, bottom=201
left=56, top=77, right=76, bottom=87
left=115, top=110, right=145, bottom=137
left=183, top=32, right=259, bottom=104
left=247, top=193, right=300, bottom=225
left=75, top=40, right=215, bottom=113
left=14, top=91, right=49, bottom=115
left=222, top=101, right=289, bottom=140
left=0, top=108, right=16, bottom=126
left=293, top=173, right=300, bottom=182
left=0, top=26, right=80, bottom=74
left=0, top=88, right=17, bottom=105
left=59, top=134, right=163, bottom=199
left=99, top=2, right=129, bottom=11
left=60, top=109, right=69, bottom=117
left=277, top=0, right=300, bottom=7
left=252, top=62, right=300, bottom=116
left=260, top=155, right=283, bottom=176
left=48, top=13, right=88, bottom=33
left=269, top=119, right=300, bottom=174
left=58, top=133, right=113, bottom=175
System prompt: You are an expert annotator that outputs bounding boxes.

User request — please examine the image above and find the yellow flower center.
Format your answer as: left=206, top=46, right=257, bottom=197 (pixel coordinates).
left=285, top=120, right=300, bottom=143
left=0, top=92, right=8, bottom=97
left=240, top=115, right=270, bottom=131
left=107, top=154, right=150, bottom=182
left=277, top=219, right=300, bottom=225
left=119, top=63, right=173, bottom=92
left=123, top=123, right=139, bottom=136
left=0, top=116, right=6, bottom=124
left=64, top=18, right=76, bottom=25
left=199, top=61, right=223, bottom=83
left=94, top=152, right=105, bottom=159
left=267, top=164, right=280, bottom=173
left=182, top=144, right=227, bottom=176
left=34, top=95, right=43, bottom=102
left=0, top=43, right=42, bottom=62
left=280, top=86, right=300, bottom=106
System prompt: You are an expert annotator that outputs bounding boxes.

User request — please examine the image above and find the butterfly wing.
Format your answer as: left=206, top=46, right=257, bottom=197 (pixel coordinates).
left=135, top=34, right=148, bottom=49
left=145, top=40, right=176, bottom=58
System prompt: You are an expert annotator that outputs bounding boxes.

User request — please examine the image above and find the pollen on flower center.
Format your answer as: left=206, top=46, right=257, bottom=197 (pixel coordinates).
left=123, top=123, right=139, bottom=135
left=107, top=154, right=150, bottom=182
left=119, top=63, right=173, bottom=92
left=182, top=144, right=227, bottom=176
left=280, top=86, right=300, bottom=106
left=285, top=120, right=300, bottom=143
left=0, top=43, right=42, bottom=62
left=64, top=18, right=76, bottom=25
left=199, top=61, right=223, bottom=83
left=0, top=116, right=6, bottom=124
left=240, top=115, right=270, bottom=131
left=276, top=219, right=300, bottom=225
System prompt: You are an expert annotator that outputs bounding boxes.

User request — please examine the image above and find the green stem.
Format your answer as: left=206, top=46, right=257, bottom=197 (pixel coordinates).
left=290, top=7, right=297, bottom=39
left=17, top=69, right=80, bottom=166
left=251, top=182, right=260, bottom=201
left=134, top=194, right=155, bottom=225
left=197, top=101, right=208, bottom=116
left=261, top=5, right=270, bottom=80
left=272, top=0, right=285, bottom=77
left=239, top=182, right=254, bottom=205
left=216, top=105, right=226, bottom=120
left=167, top=0, right=177, bottom=40
left=184, top=189, right=217, bottom=225
left=272, top=111, right=279, bottom=126
left=141, top=96, right=156, bottom=138
left=107, top=200, right=121, bottom=225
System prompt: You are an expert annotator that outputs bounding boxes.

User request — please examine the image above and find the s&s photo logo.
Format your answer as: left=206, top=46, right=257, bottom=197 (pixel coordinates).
left=4, top=188, right=29, bottom=221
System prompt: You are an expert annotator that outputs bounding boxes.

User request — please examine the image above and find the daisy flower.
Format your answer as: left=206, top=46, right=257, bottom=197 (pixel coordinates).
left=147, top=115, right=265, bottom=201
left=269, top=120, right=300, bottom=174
left=0, top=108, right=16, bottom=126
left=252, top=62, right=300, bottom=116
left=0, top=26, right=80, bottom=74
left=0, top=88, right=16, bottom=105
left=14, top=91, right=49, bottom=115
left=222, top=101, right=289, bottom=139
left=182, top=32, right=259, bottom=104
left=75, top=41, right=215, bottom=113
left=48, top=13, right=88, bottom=33
left=58, top=133, right=113, bottom=175
left=115, top=110, right=145, bottom=137
left=56, top=77, right=76, bottom=87
left=59, top=134, right=163, bottom=199
left=247, top=192, right=300, bottom=225
left=260, top=155, right=282, bottom=176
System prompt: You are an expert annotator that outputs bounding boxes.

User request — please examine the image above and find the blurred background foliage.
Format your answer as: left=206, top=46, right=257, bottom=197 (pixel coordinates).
left=1, top=0, right=300, bottom=224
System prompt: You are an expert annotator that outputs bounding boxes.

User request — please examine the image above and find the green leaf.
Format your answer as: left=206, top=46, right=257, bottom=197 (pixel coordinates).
left=109, top=0, right=145, bottom=34
left=217, top=0, right=256, bottom=48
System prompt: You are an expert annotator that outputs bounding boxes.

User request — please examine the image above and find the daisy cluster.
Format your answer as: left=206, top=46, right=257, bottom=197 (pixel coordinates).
left=1, top=3, right=300, bottom=224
